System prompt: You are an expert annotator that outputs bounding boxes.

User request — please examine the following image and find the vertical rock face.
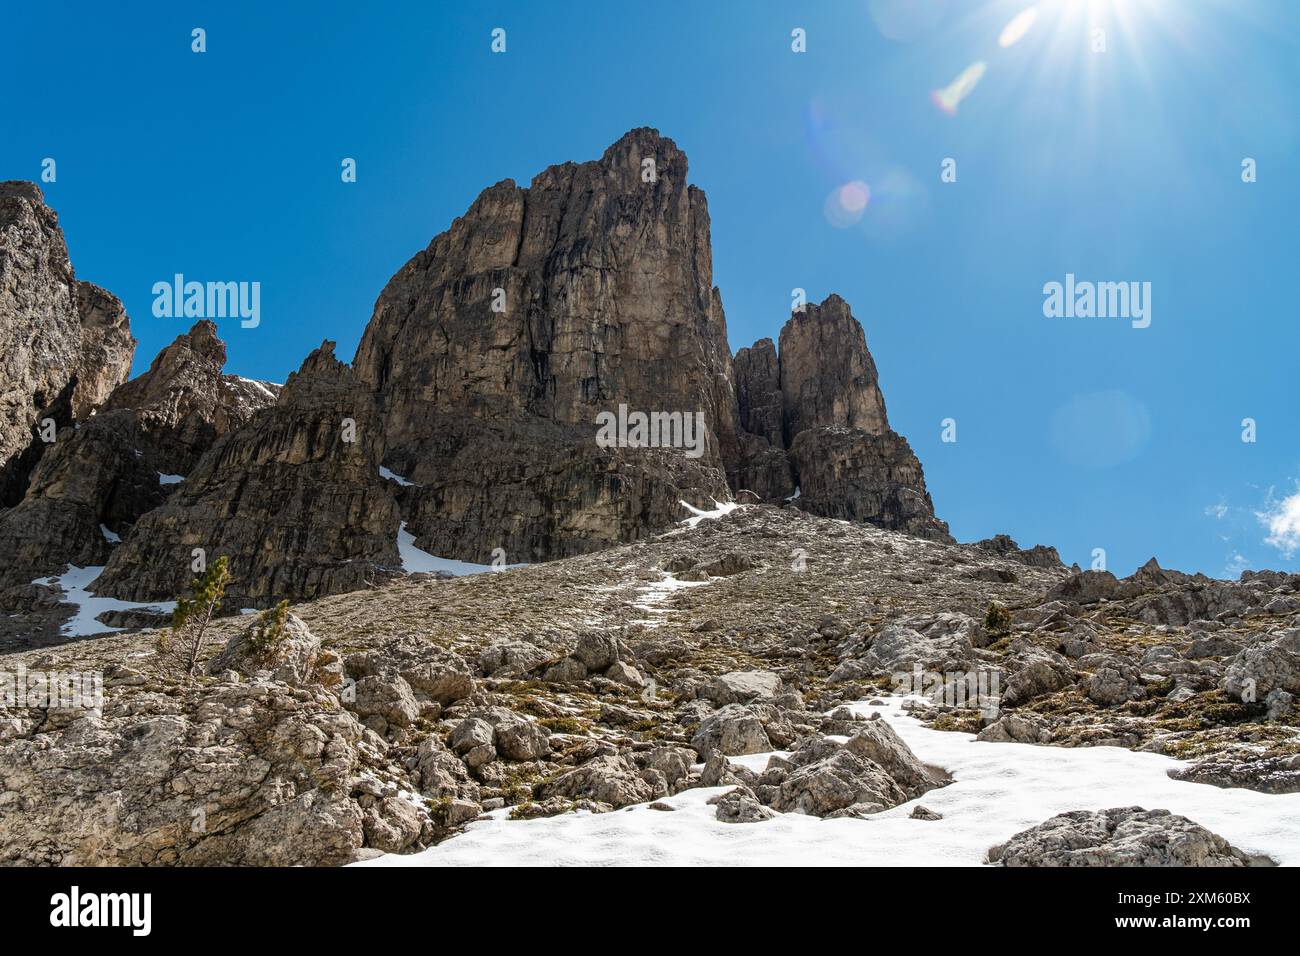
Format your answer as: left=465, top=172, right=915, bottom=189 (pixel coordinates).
left=778, top=294, right=888, bottom=442
left=0, top=321, right=280, bottom=586
left=3, top=132, right=949, bottom=620
left=731, top=294, right=951, bottom=542
left=788, top=426, right=950, bottom=541
left=94, top=343, right=400, bottom=608
left=353, top=128, right=738, bottom=562
left=0, top=182, right=134, bottom=481
left=734, top=338, right=783, bottom=446
left=72, top=281, right=135, bottom=420
left=103, top=319, right=280, bottom=475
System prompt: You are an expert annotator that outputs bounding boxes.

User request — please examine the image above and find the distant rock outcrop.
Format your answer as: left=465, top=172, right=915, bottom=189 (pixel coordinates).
left=0, top=182, right=135, bottom=495
left=778, top=295, right=888, bottom=441
left=973, top=534, right=1065, bottom=569
left=72, top=281, right=135, bottom=419
left=0, top=321, right=279, bottom=586
left=102, top=319, right=280, bottom=475
left=353, top=128, right=738, bottom=563
left=732, top=294, right=950, bottom=542
left=5, top=131, right=951, bottom=617
left=94, top=343, right=399, bottom=608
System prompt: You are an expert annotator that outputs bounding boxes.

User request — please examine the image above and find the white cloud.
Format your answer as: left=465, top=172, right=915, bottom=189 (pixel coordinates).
left=1224, top=552, right=1250, bottom=579
left=1204, top=501, right=1228, bottom=520
left=1258, top=486, right=1300, bottom=558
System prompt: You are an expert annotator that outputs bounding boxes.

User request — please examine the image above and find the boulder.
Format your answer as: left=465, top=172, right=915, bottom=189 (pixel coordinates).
left=704, top=670, right=783, bottom=705
left=769, top=725, right=940, bottom=818
left=207, top=611, right=337, bottom=687
left=691, top=704, right=773, bottom=756
left=988, top=807, right=1270, bottom=867
left=1222, top=629, right=1300, bottom=702
left=0, top=679, right=414, bottom=866
left=713, top=786, right=775, bottom=823
left=540, top=755, right=655, bottom=809
left=1086, top=658, right=1145, bottom=706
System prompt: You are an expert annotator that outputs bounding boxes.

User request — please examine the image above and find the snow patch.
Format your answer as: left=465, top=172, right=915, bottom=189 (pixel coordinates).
left=99, top=524, right=120, bottom=544
left=33, top=566, right=177, bottom=638
left=678, top=499, right=741, bottom=529
left=354, top=695, right=1300, bottom=867
left=396, top=522, right=523, bottom=576
left=236, top=376, right=279, bottom=402
left=630, top=572, right=709, bottom=616
left=379, top=466, right=417, bottom=487
left=158, top=473, right=184, bottom=485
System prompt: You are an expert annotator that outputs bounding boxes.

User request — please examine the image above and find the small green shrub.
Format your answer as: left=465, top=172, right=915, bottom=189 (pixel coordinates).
left=156, top=556, right=230, bottom=677
left=984, top=601, right=1013, bottom=634
left=245, top=599, right=290, bottom=661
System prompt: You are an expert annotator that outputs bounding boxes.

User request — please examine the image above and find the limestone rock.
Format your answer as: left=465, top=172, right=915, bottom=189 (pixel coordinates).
left=733, top=338, right=783, bottom=447
left=730, top=294, right=949, bottom=539
left=540, top=754, right=655, bottom=809
left=691, top=704, right=773, bottom=756
left=206, top=611, right=336, bottom=687
left=93, top=342, right=400, bottom=609
left=1086, top=657, right=1145, bottom=706
left=0, top=182, right=134, bottom=489
left=769, top=726, right=940, bottom=817
left=704, top=670, right=783, bottom=705
left=1222, top=629, right=1300, bottom=702
left=863, top=622, right=973, bottom=675
left=0, top=321, right=278, bottom=587
left=778, top=294, right=888, bottom=441
left=973, top=534, right=1064, bottom=569
left=102, top=319, right=280, bottom=475
left=352, top=128, right=738, bottom=563
left=71, top=281, right=135, bottom=420
left=713, top=785, right=775, bottom=823
left=988, top=807, right=1269, bottom=867
left=1169, top=752, right=1300, bottom=795
left=0, top=680, right=408, bottom=866
left=789, top=425, right=951, bottom=542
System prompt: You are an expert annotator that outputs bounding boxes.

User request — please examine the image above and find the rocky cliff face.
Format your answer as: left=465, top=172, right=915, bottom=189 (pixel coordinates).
left=732, top=338, right=793, bottom=498
left=789, top=425, right=950, bottom=540
left=731, top=295, right=950, bottom=542
left=0, top=321, right=280, bottom=587
left=0, top=182, right=134, bottom=489
left=94, top=343, right=400, bottom=608
left=102, top=319, right=280, bottom=475
left=353, top=128, right=738, bottom=563
left=72, top=281, right=135, bottom=419
left=5, top=131, right=949, bottom=624
left=778, top=295, right=888, bottom=442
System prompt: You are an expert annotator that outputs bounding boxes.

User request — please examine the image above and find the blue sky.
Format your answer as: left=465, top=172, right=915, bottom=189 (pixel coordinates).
left=3, top=0, right=1298, bottom=578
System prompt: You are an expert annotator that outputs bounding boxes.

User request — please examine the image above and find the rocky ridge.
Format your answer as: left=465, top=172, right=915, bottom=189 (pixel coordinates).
left=0, top=321, right=279, bottom=593
left=14, top=129, right=949, bottom=615
left=0, top=182, right=135, bottom=500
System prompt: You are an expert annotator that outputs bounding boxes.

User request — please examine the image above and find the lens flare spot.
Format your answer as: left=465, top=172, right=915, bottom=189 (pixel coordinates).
left=840, top=181, right=870, bottom=212
left=824, top=180, right=871, bottom=227
left=931, top=61, right=986, bottom=116
left=998, top=6, right=1039, bottom=48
